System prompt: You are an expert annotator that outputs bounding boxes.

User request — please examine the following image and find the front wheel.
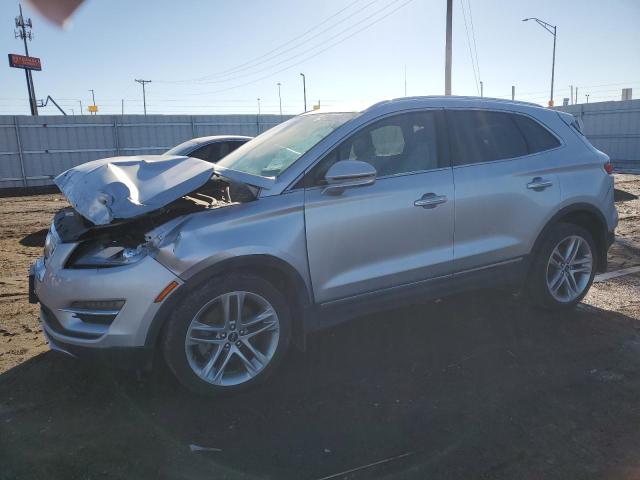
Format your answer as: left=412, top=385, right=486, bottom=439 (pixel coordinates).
left=526, top=223, right=597, bottom=309
left=162, top=273, right=291, bottom=395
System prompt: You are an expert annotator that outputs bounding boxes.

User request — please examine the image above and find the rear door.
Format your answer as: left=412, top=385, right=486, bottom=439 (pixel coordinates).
left=447, top=109, right=562, bottom=272
left=303, top=110, right=455, bottom=303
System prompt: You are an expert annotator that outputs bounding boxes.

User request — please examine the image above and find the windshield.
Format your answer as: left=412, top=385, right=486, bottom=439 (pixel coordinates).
left=216, top=112, right=357, bottom=177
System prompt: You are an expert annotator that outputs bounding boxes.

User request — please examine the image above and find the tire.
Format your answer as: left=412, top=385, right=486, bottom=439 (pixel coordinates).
left=526, top=222, right=598, bottom=310
left=162, top=273, right=291, bottom=395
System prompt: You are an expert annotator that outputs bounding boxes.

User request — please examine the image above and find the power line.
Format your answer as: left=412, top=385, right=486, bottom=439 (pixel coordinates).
left=175, top=0, right=416, bottom=97
left=467, top=0, right=481, bottom=82
left=459, top=0, right=479, bottom=94
left=156, top=0, right=370, bottom=84
left=154, top=0, right=410, bottom=88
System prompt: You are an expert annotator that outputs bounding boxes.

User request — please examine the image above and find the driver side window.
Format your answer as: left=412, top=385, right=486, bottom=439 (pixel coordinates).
left=305, top=111, right=442, bottom=187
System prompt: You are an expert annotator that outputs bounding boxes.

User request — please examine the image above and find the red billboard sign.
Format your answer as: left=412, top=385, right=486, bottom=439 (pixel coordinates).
left=8, top=53, right=42, bottom=71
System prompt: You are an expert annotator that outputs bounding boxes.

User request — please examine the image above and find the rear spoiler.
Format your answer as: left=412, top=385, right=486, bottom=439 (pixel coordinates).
left=556, top=111, right=585, bottom=135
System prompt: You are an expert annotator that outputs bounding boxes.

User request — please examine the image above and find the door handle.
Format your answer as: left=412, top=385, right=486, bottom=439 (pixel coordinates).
left=414, top=193, right=447, bottom=209
left=527, top=177, right=553, bottom=191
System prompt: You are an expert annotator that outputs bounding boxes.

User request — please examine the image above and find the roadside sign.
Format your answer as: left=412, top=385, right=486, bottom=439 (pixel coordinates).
left=88, top=105, right=98, bottom=113
left=8, top=53, right=42, bottom=71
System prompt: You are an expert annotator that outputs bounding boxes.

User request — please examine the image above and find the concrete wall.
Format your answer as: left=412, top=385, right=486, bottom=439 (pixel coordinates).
left=556, top=99, right=640, bottom=173
left=0, top=114, right=291, bottom=189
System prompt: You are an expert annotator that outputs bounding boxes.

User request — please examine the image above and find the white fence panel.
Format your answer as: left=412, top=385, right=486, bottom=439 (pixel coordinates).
left=0, top=114, right=290, bottom=188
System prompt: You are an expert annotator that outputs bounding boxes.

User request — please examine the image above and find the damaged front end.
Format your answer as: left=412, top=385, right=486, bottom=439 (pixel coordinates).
left=51, top=155, right=259, bottom=269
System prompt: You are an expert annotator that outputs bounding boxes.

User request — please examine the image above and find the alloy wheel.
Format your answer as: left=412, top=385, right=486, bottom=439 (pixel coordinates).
left=184, top=291, right=280, bottom=386
left=545, top=235, right=594, bottom=303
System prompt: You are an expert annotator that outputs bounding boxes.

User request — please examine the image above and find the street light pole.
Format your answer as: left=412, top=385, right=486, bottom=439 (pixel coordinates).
left=256, top=97, right=261, bottom=134
left=523, top=17, right=557, bottom=107
left=277, top=82, right=283, bottom=120
left=299, top=73, right=307, bottom=112
left=444, top=0, right=452, bottom=95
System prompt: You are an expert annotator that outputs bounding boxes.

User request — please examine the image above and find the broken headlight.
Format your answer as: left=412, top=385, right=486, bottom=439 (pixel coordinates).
left=43, top=223, right=59, bottom=263
left=67, top=240, right=149, bottom=268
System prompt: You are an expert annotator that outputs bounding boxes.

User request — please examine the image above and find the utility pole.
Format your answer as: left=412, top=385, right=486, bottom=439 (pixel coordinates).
left=570, top=85, right=573, bottom=105
left=512, top=85, right=515, bottom=100
left=78, top=99, right=83, bottom=115
left=15, top=4, right=38, bottom=115
left=257, top=97, right=261, bottom=115
left=277, top=82, right=283, bottom=120
left=585, top=94, right=589, bottom=104
left=575, top=86, right=578, bottom=105
left=300, top=73, right=307, bottom=112
left=121, top=99, right=124, bottom=115
left=480, top=81, right=484, bottom=98
left=445, top=0, right=453, bottom=95
left=88, top=89, right=96, bottom=115
left=135, top=79, right=152, bottom=115
left=523, top=17, right=557, bottom=107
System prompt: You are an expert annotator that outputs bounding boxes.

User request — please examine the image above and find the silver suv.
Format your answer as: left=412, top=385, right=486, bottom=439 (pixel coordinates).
left=31, top=97, right=617, bottom=395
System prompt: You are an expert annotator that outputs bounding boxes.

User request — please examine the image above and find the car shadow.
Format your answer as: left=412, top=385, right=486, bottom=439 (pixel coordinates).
left=19, top=228, right=48, bottom=247
left=2, top=291, right=640, bottom=479
left=614, top=187, right=638, bottom=202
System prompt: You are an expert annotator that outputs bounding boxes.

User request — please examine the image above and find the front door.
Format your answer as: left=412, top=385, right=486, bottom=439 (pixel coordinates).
left=303, top=110, right=455, bottom=303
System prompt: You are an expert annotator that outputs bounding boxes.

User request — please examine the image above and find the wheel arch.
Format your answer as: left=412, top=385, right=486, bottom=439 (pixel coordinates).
left=145, top=254, right=312, bottom=351
left=530, top=203, right=609, bottom=274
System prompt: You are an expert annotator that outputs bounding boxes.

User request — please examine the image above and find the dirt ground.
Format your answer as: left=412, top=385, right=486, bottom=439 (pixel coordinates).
left=0, top=175, right=639, bottom=479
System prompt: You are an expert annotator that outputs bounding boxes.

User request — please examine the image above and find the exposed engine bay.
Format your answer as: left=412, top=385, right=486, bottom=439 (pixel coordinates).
left=55, top=175, right=255, bottom=242
left=54, top=175, right=257, bottom=268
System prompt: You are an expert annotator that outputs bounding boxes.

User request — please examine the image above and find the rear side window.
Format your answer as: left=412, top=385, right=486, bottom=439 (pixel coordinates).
left=228, top=141, right=245, bottom=154
left=512, top=115, right=560, bottom=153
left=189, top=143, right=220, bottom=162
left=447, top=110, right=528, bottom=165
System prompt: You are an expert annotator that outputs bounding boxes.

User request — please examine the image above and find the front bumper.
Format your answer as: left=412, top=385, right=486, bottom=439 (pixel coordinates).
left=42, top=328, right=155, bottom=370
left=32, top=250, right=181, bottom=354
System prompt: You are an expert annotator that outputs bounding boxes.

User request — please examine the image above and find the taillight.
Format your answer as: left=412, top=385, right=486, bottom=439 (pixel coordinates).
left=604, top=162, right=614, bottom=175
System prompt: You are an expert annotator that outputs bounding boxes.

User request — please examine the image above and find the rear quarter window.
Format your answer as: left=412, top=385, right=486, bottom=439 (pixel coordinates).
left=513, top=114, right=561, bottom=153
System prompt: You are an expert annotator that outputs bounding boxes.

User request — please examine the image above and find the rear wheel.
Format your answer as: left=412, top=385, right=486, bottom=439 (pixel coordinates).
left=162, top=273, right=291, bottom=395
left=526, top=223, right=597, bottom=309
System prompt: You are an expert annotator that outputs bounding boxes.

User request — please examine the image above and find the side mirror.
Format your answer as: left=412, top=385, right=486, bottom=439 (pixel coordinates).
left=322, top=160, right=376, bottom=196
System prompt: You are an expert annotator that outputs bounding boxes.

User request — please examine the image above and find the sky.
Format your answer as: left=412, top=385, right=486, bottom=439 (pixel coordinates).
left=1, top=0, right=639, bottom=116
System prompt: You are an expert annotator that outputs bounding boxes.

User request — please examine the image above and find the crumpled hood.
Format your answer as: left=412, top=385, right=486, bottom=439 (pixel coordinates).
left=55, top=155, right=215, bottom=225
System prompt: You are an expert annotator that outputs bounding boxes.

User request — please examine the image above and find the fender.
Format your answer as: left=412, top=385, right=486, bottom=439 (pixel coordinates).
left=144, top=254, right=312, bottom=351
left=529, top=202, right=610, bottom=273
